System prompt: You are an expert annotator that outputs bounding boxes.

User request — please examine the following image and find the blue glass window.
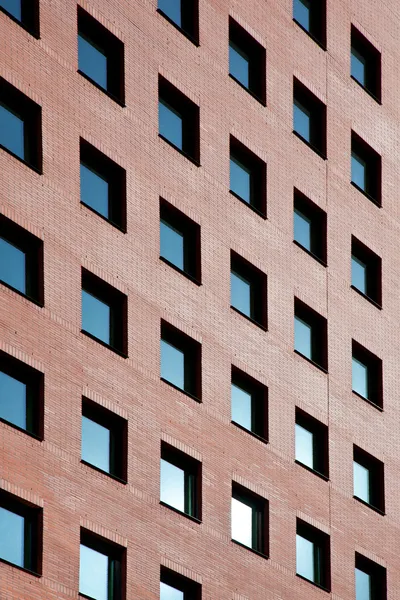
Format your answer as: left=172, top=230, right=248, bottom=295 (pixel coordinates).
left=294, top=315, right=312, bottom=359
left=351, top=47, right=366, bottom=86
left=229, top=42, right=249, bottom=88
left=355, top=567, right=371, bottom=600
left=352, top=255, right=367, bottom=294
left=160, top=339, right=185, bottom=390
left=0, top=370, right=26, bottom=430
left=294, top=208, right=312, bottom=251
left=0, top=506, right=24, bottom=567
left=158, top=0, right=181, bottom=27
left=78, top=34, right=108, bottom=90
left=79, top=544, right=109, bottom=600
left=160, top=220, right=184, bottom=271
left=160, top=459, right=185, bottom=512
left=82, top=290, right=111, bottom=345
left=353, top=460, right=370, bottom=503
left=296, top=533, right=316, bottom=581
left=293, top=0, right=310, bottom=31
left=351, top=151, right=366, bottom=191
left=352, top=356, right=368, bottom=398
left=231, top=497, right=253, bottom=548
left=80, top=163, right=109, bottom=219
left=295, top=423, right=314, bottom=469
left=81, top=416, right=110, bottom=473
left=230, top=156, right=251, bottom=203
left=160, top=582, right=184, bottom=600
left=231, top=270, right=251, bottom=317
left=159, top=99, right=183, bottom=150
left=0, top=236, right=26, bottom=293
left=294, top=99, right=311, bottom=142
left=231, top=383, right=252, bottom=431
left=0, top=103, right=24, bottom=159
left=0, top=0, right=22, bottom=21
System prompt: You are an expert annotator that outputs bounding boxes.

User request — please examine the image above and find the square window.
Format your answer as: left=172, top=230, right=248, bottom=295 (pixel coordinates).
left=231, top=483, right=268, bottom=556
left=159, top=76, right=200, bottom=164
left=0, top=214, right=44, bottom=304
left=0, top=0, right=39, bottom=36
left=160, top=321, right=201, bottom=399
left=230, top=252, right=267, bottom=328
left=293, top=190, right=327, bottom=262
left=160, top=443, right=201, bottom=520
left=294, top=299, right=328, bottom=370
left=352, top=341, right=382, bottom=408
left=157, top=0, right=199, bottom=44
left=0, top=489, right=42, bottom=574
left=351, top=132, right=381, bottom=205
left=229, top=18, right=266, bottom=103
left=293, top=0, right=326, bottom=47
left=355, top=553, right=386, bottom=600
left=296, top=520, right=330, bottom=590
left=293, top=79, right=326, bottom=156
left=160, top=199, right=201, bottom=282
left=351, top=26, right=381, bottom=102
left=81, top=270, right=128, bottom=356
left=0, top=352, right=44, bottom=438
left=160, top=567, right=201, bottom=600
left=231, top=367, right=268, bottom=440
left=295, top=409, right=328, bottom=477
left=351, top=237, right=381, bottom=305
left=81, top=398, right=127, bottom=482
left=353, top=446, right=384, bottom=512
left=80, top=529, right=126, bottom=600
left=230, top=136, right=267, bottom=216
left=80, top=140, right=126, bottom=230
left=0, top=78, right=42, bottom=171
left=77, top=7, right=125, bottom=104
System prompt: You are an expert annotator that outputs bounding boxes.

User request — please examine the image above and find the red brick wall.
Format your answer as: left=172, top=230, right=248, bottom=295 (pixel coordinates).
left=0, top=0, right=399, bottom=598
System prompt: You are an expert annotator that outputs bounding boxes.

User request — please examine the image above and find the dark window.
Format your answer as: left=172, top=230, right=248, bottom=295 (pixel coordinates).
left=351, top=132, right=381, bottom=205
left=80, top=140, right=126, bottom=231
left=352, top=341, right=382, bottom=408
left=351, top=26, right=381, bottom=102
left=293, top=79, right=326, bottom=156
left=351, top=237, right=381, bottom=305
left=293, top=0, right=326, bottom=47
left=0, top=0, right=39, bottom=37
left=355, top=553, right=387, bottom=600
left=230, top=136, right=267, bottom=216
left=157, top=0, right=199, bottom=43
left=296, top=520, right=330, bottom=590
left=0, top=77, right=42, bottom=171
left=231, top=483, right=268, bottom=556
left=353, top=446, right=384, bottom=512
left=229, top=18, right=266, bottom=104
left=295, top=409, right=328, bottom=477
left=159, top=76, right=200, bottom=164
left=294, top=299, right=328, bottom=370
left=81, top=270, right=128, bottom=356
left=160, top=199, right=201, bottom=282
left=160, top=321, right=201, bottom=400
left=160, top=442, right=201, bottom=520
left=0, top=352, right=44, bottom=438
left=77, top=7, right=125, bottom=104
left=293, top=189, right=327, bottom=263
left=160, top=567, right=201, bottom=600
left=230, top=251, right=267, bottom=328
left=81, top=398, right=127, bottom=482
left=0, top=215, right=44, bottom=304
left=80, top=529, right=126, bottom=600
left=231, top=367, right=268, bottom=440
left=0, top=489, right=42, bottom=574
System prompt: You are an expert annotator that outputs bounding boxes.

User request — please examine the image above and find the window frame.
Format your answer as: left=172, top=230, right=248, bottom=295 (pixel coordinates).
left=160, top=566, right=201, bottom=600
left=294, top=298, right=328, bottom=371
left=80, top=139, right=127, bottom=232
left=229, top=18, right=266, bottom=105
left=353, top=446, right=385, bottom=514
left=296, top=519, right=331, bottom=591
left=160, top=442, right=202, bottom=522
left=295, top=408, right=329, bottom=479
left=231, top=367, right=268, bottom=442
left=351, top=132, right=381, bottom=206
left=293, top=0, right=326, bottom=49
left=0, top=77, right=42, bottom=172
left=293, top=78, right=327, bottom=158
left=77, top=7, right=125, bottom=106
left=293, top=189, right=327, bottom=264
left=231, top=482, right=269, bottom=557
left=81, top=269, right=128, bottom=357
left=351, top=26, right=381, bottom=103
left=158, top=75, right=200, bottom=165
left=352, top=340, right=383, bottom=409
left=230, top=251, right=268, bottom=329
left=355, top=553, right=387, bottom=600
left=0, top=0, right=40, bottom=38
left=351, top=236, right=382, bottom=307
left=157, top=0, right=199, bottom=45
left=81, top=397, right=128, bottom=483
left=160, top=320, right=202, bottom=401
left=80, top=528, right=126, bottom=600
left=159, top=198, right=201, bottom=284
left=229, top=136, right=267, bottom=217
